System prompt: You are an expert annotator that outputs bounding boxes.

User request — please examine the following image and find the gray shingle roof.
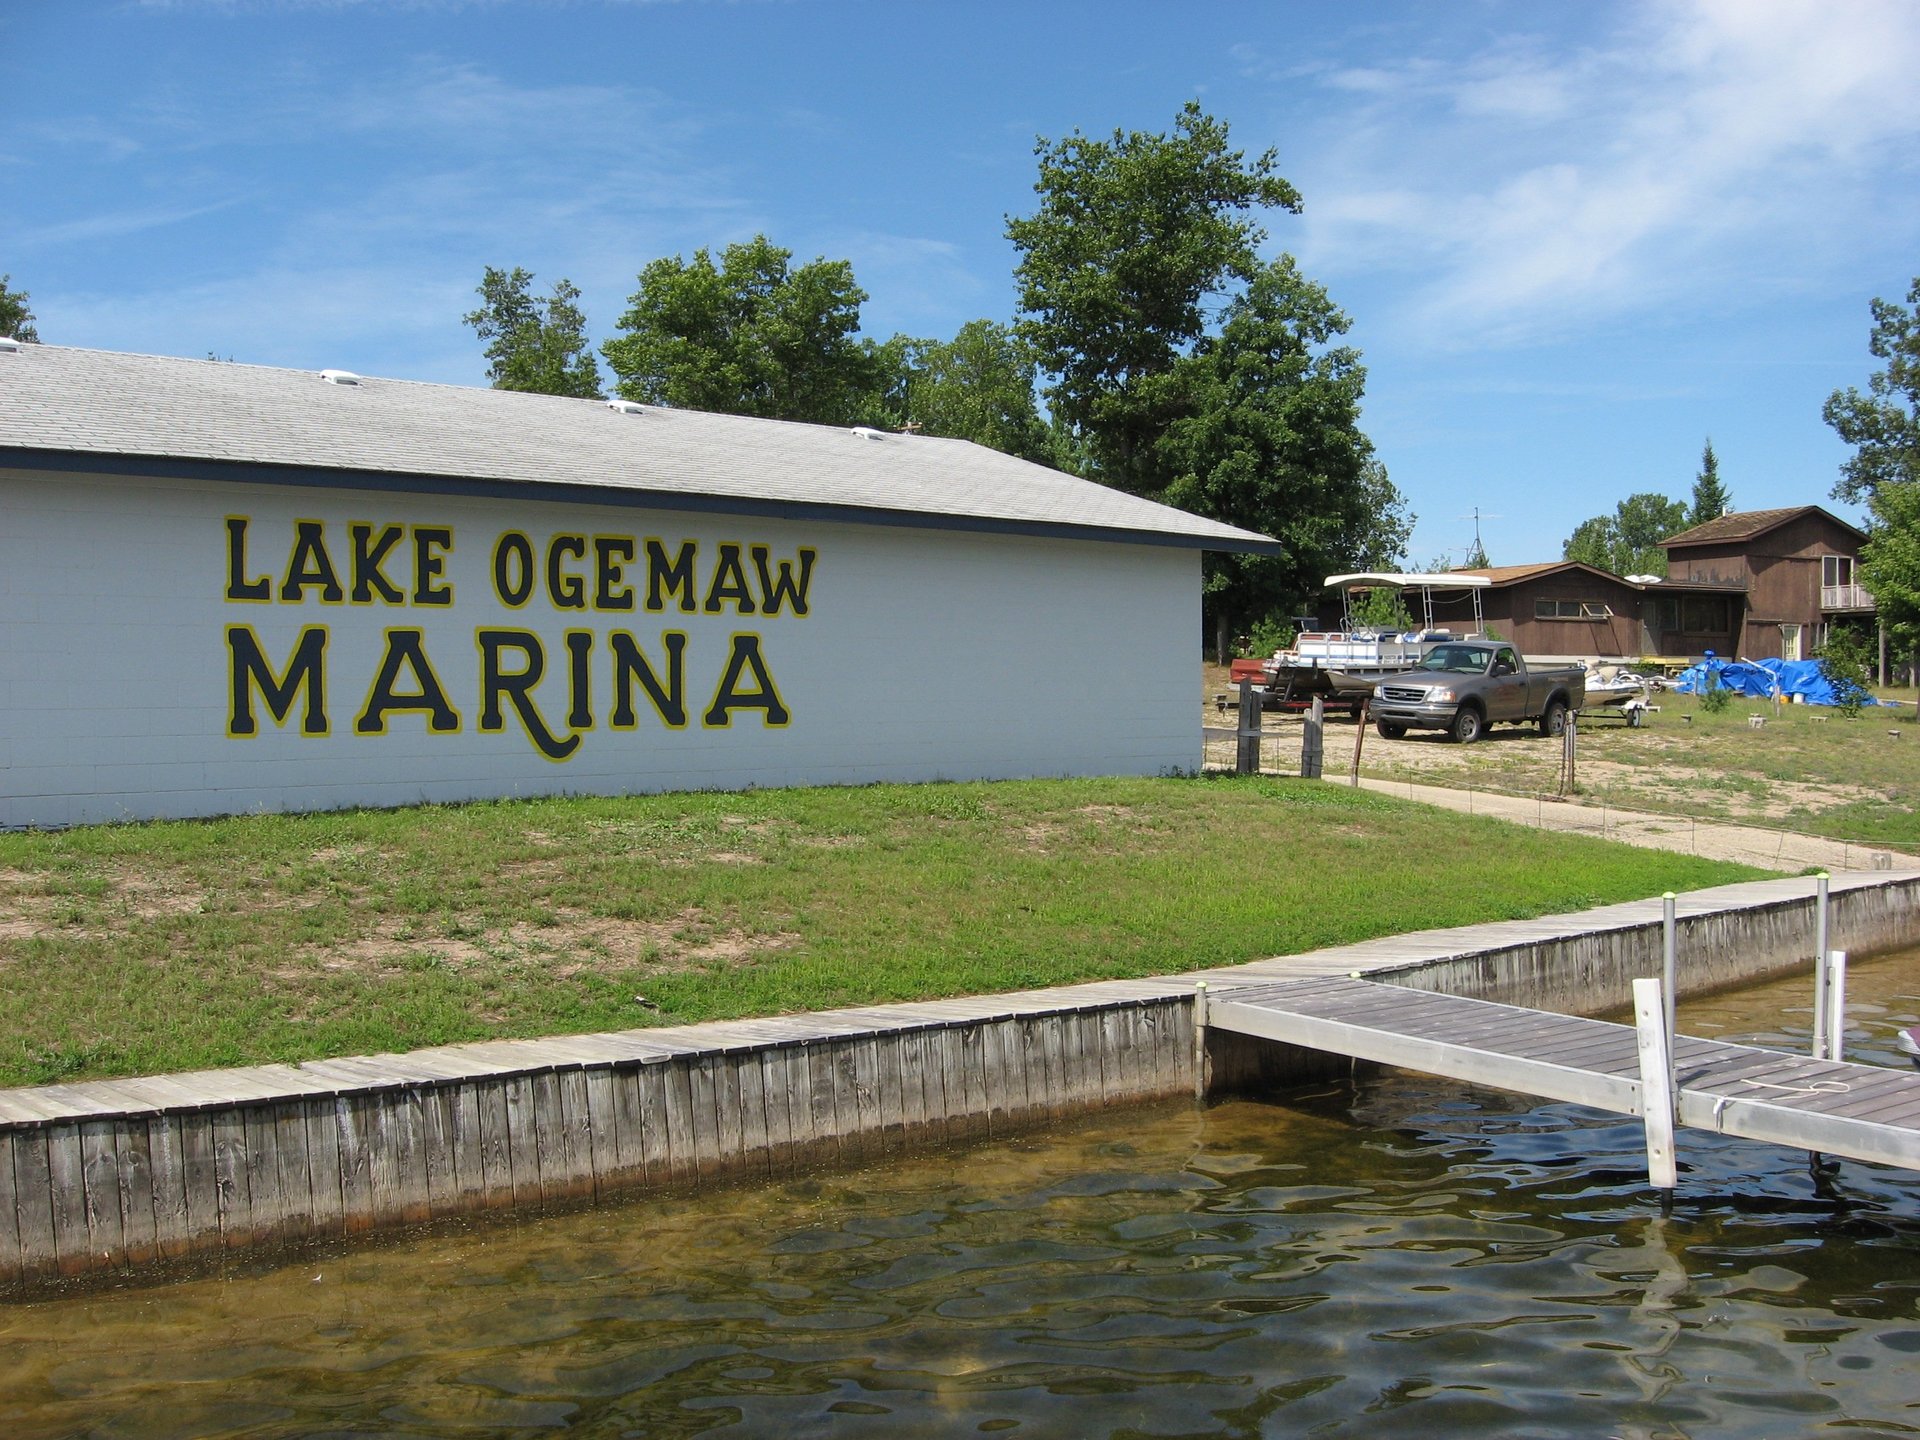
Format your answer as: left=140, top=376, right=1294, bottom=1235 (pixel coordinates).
left=0, top=345, right=1278, bottom=552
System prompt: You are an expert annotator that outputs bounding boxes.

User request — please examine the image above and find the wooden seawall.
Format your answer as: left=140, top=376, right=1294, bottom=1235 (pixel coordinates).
left=3, top=871, right=1917, bottom=1290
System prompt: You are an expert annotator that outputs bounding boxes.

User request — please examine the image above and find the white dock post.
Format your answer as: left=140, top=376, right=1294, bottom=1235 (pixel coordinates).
left=1633, top=977, right=1679, bottom=1191
left=1825, top=950, right=1848, bottom=1063
left=1192, top=981, right=1210, bottom=1101
left=1661, top=892, right=1678, bottom=1086
left=1812, top=873, right=1831, bottom=1059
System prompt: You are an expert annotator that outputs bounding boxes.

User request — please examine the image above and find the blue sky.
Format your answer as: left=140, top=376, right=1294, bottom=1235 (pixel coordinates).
left=7, top=0, right=1920, bottom=567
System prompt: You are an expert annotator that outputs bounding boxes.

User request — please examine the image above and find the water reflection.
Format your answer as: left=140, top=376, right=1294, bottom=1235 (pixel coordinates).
left=3, top=957, right=1919, bottom=1438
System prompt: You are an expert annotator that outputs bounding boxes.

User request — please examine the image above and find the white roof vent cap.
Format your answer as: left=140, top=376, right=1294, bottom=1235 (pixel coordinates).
left=1625, top=574, right=1663, bottom=585
left=319, top=368, right=363, bottom=386
left=606, top=398, right=646, bottom=416
left=0, top=336, right=23, bottom=353
left=850, top=425, right=886, bottom=441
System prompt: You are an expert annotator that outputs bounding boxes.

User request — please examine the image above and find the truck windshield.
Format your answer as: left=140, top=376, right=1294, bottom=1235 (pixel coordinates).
left=1417, top=646, right=1491, bottom=674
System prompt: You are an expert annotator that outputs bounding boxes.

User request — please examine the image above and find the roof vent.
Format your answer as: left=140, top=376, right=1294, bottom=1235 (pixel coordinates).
left=0, top=336, right=22, bottom=353
left=606, top=398, right=646, bottom=416
left=1625, top=574, right=1663, bottom=585
left=319, top=369, right=363, bottom=386
left=850, top=426, right=886, bottom=441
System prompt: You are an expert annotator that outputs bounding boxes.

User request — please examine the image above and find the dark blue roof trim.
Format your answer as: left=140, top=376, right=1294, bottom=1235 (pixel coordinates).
left=0, top=447, right=1284, bottom=556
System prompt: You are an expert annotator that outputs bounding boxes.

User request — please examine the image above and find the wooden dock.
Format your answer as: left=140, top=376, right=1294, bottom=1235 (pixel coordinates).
left=1208, top=976, right=1920, bottom=1174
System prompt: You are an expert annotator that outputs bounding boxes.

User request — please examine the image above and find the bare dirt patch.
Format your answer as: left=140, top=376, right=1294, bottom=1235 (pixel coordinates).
left=290, top=905, right=801, bottom=976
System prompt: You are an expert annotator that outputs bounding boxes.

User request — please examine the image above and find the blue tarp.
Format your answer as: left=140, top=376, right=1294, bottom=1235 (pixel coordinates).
left=1672, top=656, right=1886, bottom=706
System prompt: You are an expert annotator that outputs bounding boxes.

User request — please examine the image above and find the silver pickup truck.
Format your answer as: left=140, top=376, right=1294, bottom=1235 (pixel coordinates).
left=1367, top=642, right=1585, bottom=744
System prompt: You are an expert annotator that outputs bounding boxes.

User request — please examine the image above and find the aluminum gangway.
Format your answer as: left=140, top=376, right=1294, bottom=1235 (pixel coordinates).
left=1203, top=975, right=1920, bottom=1184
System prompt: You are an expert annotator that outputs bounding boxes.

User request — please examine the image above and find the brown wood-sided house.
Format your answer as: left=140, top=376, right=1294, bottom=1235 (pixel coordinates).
left=1399, top=506, right=1872, bottom=664
left=1657, top=506, right=1873, bottom=662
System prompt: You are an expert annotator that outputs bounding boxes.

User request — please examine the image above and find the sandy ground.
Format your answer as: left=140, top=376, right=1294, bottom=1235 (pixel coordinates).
left=1200, top=668, right=1912, bottom=874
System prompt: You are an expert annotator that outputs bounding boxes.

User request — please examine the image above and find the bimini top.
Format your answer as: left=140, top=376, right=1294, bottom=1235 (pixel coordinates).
left=0, top=344, right=1280, bottom=554
left=1324, top=572, right=1492, bottom=589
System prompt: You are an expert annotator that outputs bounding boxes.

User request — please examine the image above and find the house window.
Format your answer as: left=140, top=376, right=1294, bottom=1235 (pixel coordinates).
left=1533, top=598, right=1614, bottom=620
left=1823, top=554, right=1854, bottom=588
left=1680, top=594, right=1729, bottom=633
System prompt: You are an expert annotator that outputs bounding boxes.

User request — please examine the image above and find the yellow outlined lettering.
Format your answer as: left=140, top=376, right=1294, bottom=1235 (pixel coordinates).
left=280, top=519, right=345, bottom=603
left=355, top=628, right=461, bottom=734
left=609, top=631, right=688, bottom=729
left=476, top=628, right=580, bottom=761
left=227, top=624, right=329, bottom=736
left=224, top=515, right=271, bottom=602
left=703, top=633, right=789, bottom=727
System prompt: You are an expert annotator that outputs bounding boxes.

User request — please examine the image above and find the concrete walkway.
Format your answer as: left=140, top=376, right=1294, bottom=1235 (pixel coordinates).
left=1336, top=774, right=1903, bottom=874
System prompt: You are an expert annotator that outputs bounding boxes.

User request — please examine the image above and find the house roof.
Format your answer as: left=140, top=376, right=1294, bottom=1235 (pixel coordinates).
left=0, top=344, right=1279, bottom=554
left=1662, top=505, right=1866, bottom=548
left=1450, top=562, right=1746, bottom=593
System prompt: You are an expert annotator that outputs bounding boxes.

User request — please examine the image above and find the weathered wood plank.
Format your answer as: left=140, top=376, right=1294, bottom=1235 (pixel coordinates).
left=272, top=1102, right=313, bottom=1243
left=874, top=1033, right=906, bottom=1152
left=736, top=1051, right=770, bottom=1177
left=394, top=1089, right=432, bottom=1225
left=555, top=1068, right=595, bottom=1201
left=114, top=1120, right=158, bottom=1267
left=713, top=1053, right=745, bottom=1176
left=145, top=1114, right=191, bottom=1260
left=848, top=1038, right=881, bottom=1159
left=635, top=1065, right=672, bottom=1183
left=0, top=1131, right=21, bottom=1286
left=241, top=1113, right=282, bottom=1244
left=1040, top=1016, right=1069, bottom=1119
left=81, top=1120, right=126, bottom=1269
left=421, top=1084, right=457, bottom=1218
left=330, top=1098, right=371, bottom=1236
left=758, top=1049, right=794, bottom=1173
left=687, top=1056, right=722, bottom=1179
left=806, top=1044, right=840, bottom=1163
left=584, top=1066, right=620, bottom=1195
left=11, top=1126, right=58, bottom=1282
left=780, top=1045, right=816, bottom=1168
left=178, top=1111, right=223, bottom=1252
left=476, top=1079, right=515, bottom=1211
left=896, top=1028, right=929, bottom=1139
left=504, top=1074, right=543, bottom=1209
left=608, top=1065, right=649, bottom=1188
left=211, top=1108, right=253, bottom=1251
left=303, top=1099, right=344, bottom=1238
left=447, top=1082, right=487, bottom=1212
left=959, top=1024, right=989, bottom=1134
left=663, top=1059, right=697, bottom=1183
left=821, top=1040, right=857, bottom=1160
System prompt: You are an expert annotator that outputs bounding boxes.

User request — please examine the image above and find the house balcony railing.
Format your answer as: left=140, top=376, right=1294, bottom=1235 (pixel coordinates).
left=1822, top=583, right=1876, bottom=611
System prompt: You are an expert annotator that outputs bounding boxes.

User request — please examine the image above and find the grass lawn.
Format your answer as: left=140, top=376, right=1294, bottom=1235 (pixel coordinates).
left=0, top=776, right=1770, bottom=1089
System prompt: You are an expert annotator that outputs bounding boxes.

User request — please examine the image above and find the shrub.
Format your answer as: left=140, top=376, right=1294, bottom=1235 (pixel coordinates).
left=1816, top=625, right=1874, bottom=718
left=1698, top=671, right=1733, bottom=714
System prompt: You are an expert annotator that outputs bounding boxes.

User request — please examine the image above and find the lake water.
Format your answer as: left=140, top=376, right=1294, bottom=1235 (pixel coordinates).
left=4, top=955, right=1918, bottom=1439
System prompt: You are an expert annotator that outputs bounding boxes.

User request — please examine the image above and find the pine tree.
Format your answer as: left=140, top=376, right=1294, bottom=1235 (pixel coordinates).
left=1690, top=439, right=1731, bottom=525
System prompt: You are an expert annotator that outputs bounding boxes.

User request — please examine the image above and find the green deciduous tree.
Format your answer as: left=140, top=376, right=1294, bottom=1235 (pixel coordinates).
left=1158, top=256, right=1411, bottom=649
left=1690, top=438, right=1731, bottom=525
left=463, top=266, right=603, bottom=399
left=1007, top=102, right=1302, bottom=497
left=1827, top=278, right=1920, bottom=661
left=1562, top=492, right=1690, bottom=576
left=1, top=273, right=39, bottom=342
left=1825, top=278, right=1920, bottom=506
left=895, top=320, right=1053, bottom=464
left=601, top=235, right=879, bottom=424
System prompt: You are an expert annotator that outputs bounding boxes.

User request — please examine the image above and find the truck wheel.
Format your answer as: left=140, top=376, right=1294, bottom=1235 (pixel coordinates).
left=1538, top=700, right=1568, bottom=737
left=1376, top=720, right=1408, bottom=740
left=1450, top=706, right=1484, bottom=744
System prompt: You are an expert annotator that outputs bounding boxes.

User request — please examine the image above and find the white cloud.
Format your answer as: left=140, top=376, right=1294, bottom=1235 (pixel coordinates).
left=1273, top=0, right=1920, bottom=350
